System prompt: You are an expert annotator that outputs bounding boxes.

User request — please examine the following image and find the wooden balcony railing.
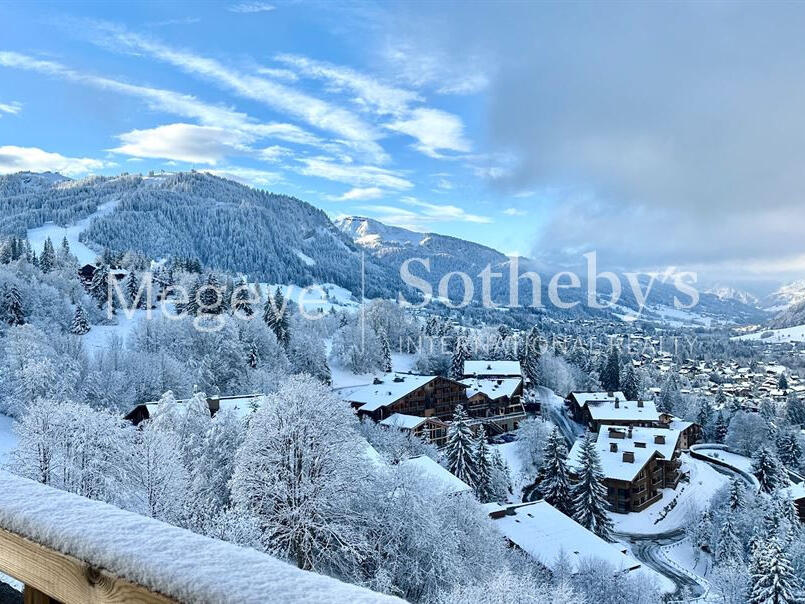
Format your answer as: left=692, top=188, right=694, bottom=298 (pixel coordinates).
left=0, top=471, right=400, bottom=604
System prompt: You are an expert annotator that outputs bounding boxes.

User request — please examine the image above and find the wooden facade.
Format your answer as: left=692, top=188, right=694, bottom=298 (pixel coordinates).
left=352, top=376, right=468, bottom=423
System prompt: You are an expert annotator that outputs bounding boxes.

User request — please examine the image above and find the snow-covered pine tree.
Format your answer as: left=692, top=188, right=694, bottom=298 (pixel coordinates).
left=787, top=392, right=805, bottom=426
left=657, top=372, right=680, bottom=414
left=716, top=513, right=744, bottom=565
left=232, top=279, right=253, bottom=317
left=69, top=305, right=90, bottom=335
left=776, top=430, right=803, bottom=468
left=696, top=398, right=712, bottom=436
left=183, top=277, right=202, bottom=316
left=692, top=508, right=714, bottom=563
left=3, top=284, right=25, bottom=326
left=450, top=336, right=469, bottom=379
left=379, top=329, right=392, bottom=373
left=246, top=340, right=259, bottom=368
left=39, top=237, right=55, bottom=273
left=540, top=427, right=572, bottom=516
left=729, top=478, right=746, bottom=511
left=752, top=447, right=786, bottom=493
left=88, top=264, right=110, bottom=308
left=474, top=426, right=492, bottom=502
left=61, top=236, right=70, bottom=254
left=521, top=326, right=542, bottom=385
left=621, top=362, right=640, bottom=400
left=749, top=538, right=800, bottom=604
left=444, top=404, right=478, bottom=488
left=779, top=373, right=789, bottom=392
left=716, top=386, right=728, bottom=409
left=600, top=346, right=620, bottom=392
left=199, top=273, right=222, bottom=314
left=264, top=288, right=290, bottom=347
left=488, top=449, right=511, bottom=501
left=571, top=433, right=614, bottom=541
left=125, top=272, right=140, bottom=309
left=714, top=411, right=729, bottom=444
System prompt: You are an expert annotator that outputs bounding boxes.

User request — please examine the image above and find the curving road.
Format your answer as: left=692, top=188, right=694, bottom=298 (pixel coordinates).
left=615, top=528, right=706, bottom=599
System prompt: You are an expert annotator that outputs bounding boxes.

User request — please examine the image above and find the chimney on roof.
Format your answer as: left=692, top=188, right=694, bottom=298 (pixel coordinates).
left=654, top=435, right=666, bottom=444
left=614, top=400, right=620, bottom=408
left=637, top=400, right=644, bottom=408
left=607, top=391, right=614, bottom=397
left=628, top=426, right=633, bottom=439
left=623, top=451, right=635, bottom=463
left=373, top=377, right=383, bottom=385
left=610, top=443, right=618, bottom=452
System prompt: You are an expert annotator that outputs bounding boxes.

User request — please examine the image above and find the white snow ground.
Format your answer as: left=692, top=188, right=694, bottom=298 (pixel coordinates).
left=732, top=323, right=805, bottom=344
left=26, top=199, right=119, bottom=263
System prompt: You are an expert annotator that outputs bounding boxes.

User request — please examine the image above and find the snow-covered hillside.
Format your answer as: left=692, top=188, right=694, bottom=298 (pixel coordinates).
left=732, top=323, right=805, bottom=343
left=705, top=284, right=759, bottom=307
left=762, top=279, right=805, bottom=311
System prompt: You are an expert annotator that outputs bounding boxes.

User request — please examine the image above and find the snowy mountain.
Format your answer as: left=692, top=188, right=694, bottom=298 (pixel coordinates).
left=337, top=216, right=766, bottom=324
left=762, top=280, right=805, bottom=312
left=0, top=172, right=400, bottom=297
left=704, top=284, right=760, bottom=307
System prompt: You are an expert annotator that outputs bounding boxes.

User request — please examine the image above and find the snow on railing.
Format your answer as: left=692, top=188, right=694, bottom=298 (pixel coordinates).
left=0, top=470, right=400, bottom=604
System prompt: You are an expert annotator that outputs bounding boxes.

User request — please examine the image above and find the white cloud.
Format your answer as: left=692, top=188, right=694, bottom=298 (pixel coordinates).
left=386, top=108, right=471, bottom=156
left=255, top=66, right=298, bottom=81
left=204, top=166, right=282, bottom=187
left=112, top=123, right=251, bottom=164
left=228, top=2, right=275, bottom=13
left=95, top=30, right=388, bottom=163
left=297, top=158, right=412, bottom=190
left=258, top=145, right=292, bottom=162
left=400, top=196, right=492, bottom=223
left=0, top=101, right=21, bottom=116
left=333, top=187, right=384, bottom=201
left=275, top=53, right=420, bottom=117
left=383, top=42, right=489, bottom=96
left=503, top=207, right=527, bottom=216
left=0, top=145, right=108, bottom=176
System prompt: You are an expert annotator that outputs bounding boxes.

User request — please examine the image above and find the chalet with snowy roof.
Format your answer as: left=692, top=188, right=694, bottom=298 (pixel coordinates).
left=124, top=393, right=263, bottom=425
left=462, top=360, right=522, bottom=379
left=78, top=263, right=128, bottom=287
left=566, top=391, right=660, bottom=431
left=781, top=483, right=805, bottom=523
left=486, top=501, right=644, bottom=575
left=399, top=455, right=472, bottom=497
left=343, top=374, right=468, bottom=423
left=658, top=414, right=702, bottom=449
left=568, top=425, right=683, bottom=513
left=379, top=413, right=449, bottom=447
left=460, top=376, right=525, bottom=433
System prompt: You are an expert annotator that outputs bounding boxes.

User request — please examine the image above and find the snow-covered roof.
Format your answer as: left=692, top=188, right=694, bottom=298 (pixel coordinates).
left=379, top=413, right=428, bottom=430
left=135, top=394, right=263, bottom=421
left=568, top=425, right=681, bottom=483
left=668, top=417, right=694, bottom=432
left=782, top=482, right=805, bottom=502
left=570, top=392, right=627, bottom=408
left=398, top=455, right=472, bottom=496
left=586, top=399, right=660, bottom=423
left=463, top=360, right=522, bottom=378
left=460, top=377, right=522, bottom=401
left=489, top=501, right=641, bottom=574
left=341, top=374, right=441, bottom=412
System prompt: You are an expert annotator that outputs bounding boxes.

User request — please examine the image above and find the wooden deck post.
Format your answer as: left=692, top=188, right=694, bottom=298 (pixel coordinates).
left=24, top=585, right=55, bottom=604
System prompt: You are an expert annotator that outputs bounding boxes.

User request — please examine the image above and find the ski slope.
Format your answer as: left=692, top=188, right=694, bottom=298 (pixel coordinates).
left=732, top=323, right=805, bottom=343
left=26, top=199, right=120, bottom=264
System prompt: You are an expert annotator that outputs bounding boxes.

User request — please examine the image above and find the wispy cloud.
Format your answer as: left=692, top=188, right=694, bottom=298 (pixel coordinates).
left=111, top=123, right=251, bottom=164
left=203, top=166, right=282, bottom=187
left=146, top=17, right=201, bottom=27
left=361, top=198, right=491, bottom=231
left=91, top=28, right=388, bottom=163
left=0, top=145, right=109, bottom=176
left=0, top=101, right=22, bottom=116
left=297, top=157, right=412, bottom=190
left=228, top=2, right=275, bottom=14
left=386, top=108, right=471, bottom=157
left=275, top=53, right=420, bottom=117
left=332, top=187, right=384, bottom=201
left=400, top=196, right=491, bottom=223
left=503, top=207, right=527, bottom=216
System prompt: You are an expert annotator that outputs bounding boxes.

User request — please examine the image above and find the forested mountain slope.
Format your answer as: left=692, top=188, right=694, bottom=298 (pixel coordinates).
left=0, top=171, right=398, bottom=297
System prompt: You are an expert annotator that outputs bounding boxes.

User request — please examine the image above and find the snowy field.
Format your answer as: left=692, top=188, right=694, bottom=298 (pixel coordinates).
left=260, top=283, right=361, bottom=316
left=732, top=323, right=805, bottom=344
left=612, top=454, right=729, bottom=534
left=331, top=352, right=416, bottom=390
left=490, top=441, right=528, bottom=501
left=82, top=308, right=149, bottom=353
left=26, top=199, right=119, bottom=262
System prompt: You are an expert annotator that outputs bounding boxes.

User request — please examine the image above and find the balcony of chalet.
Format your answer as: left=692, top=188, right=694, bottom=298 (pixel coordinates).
left=0, top=471, right=399, bottom=604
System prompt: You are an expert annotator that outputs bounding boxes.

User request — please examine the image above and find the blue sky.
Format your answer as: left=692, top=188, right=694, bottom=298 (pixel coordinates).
left=0, top=0, right=540, bottom=257
left=3, top=1, right=805, bottom=285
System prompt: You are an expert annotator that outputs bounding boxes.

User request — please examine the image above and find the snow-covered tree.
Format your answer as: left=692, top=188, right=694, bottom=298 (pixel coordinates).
left=777, top=430, right=803, bottom=469
left=444, top=405, right=478, bottom=488
left=263, top=287, right=290, bottom=348
left=379, top=329, right=392, bottom=373
left=571, top=434, right=613, bottom=541
left=729, top=478, right=746, bottom=511
left=69, top=305, right=90, bottom=335
left=749, top=538, right=800, bottom=604
left=752, top=447, right=787, bottom=494
left=39, top=237, right=55, bottom=273
left=540, top=427, right=572, bottom=516
left=474, top=426, right=493, bottom=502
left=714, top=411, right=729, bottom=444
left=2, top=284, right=25, bottom=326
left=231, top=375, right=363, bottom=572
left=88, top=264, right=110, bottom=308
left=515, top=416, right=552, bottom=471
left=717, top=513, right=744, bottom=564
left=450, top=336, right=470, bottom=380
left=600, top=347, right=620, bottom=392
left=620, top=362, right=640, bottom=401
